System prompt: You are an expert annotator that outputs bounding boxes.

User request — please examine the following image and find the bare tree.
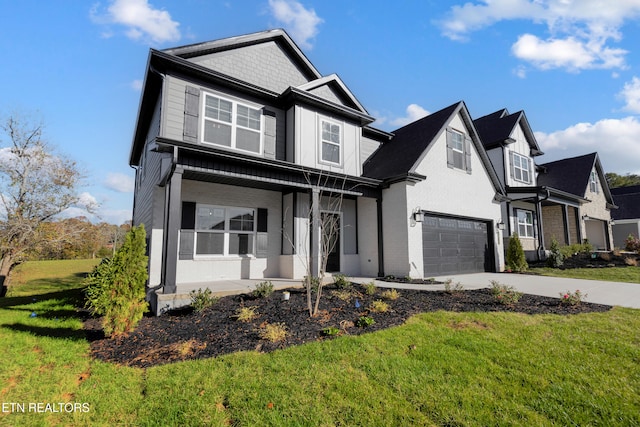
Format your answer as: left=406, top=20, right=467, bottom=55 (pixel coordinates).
left=284, top=172, right=346, bottom=317
left=0, top=113, right=91, bottom=295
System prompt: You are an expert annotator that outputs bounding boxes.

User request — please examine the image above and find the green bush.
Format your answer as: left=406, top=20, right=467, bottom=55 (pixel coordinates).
left=356, top=315, right=376, bottom=328
left=84, top=225, right=149, bottom=337
left=362, top=281, right=376, bottom=295
left=489, top=280, right=523, bottom=305
left=505, top=233, right=528, bottom=272
left=332, top=274, right=351, bottom=289
left=252, top=281, right=274, bottom=298
left=190, top=288, right=218, bottom=312
left=559, top=241, right=594, bottom=259
left=546, top=237, right=565, bottom=268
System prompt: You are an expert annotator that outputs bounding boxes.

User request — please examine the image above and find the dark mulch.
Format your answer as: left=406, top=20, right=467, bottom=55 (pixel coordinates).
left=85, top=285, right=612, bottom=369
left=529, top=252, right=640, bottom=270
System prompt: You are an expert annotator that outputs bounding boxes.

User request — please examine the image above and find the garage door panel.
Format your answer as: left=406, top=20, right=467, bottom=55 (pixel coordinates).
left=422, top=214, right=491, bottom=276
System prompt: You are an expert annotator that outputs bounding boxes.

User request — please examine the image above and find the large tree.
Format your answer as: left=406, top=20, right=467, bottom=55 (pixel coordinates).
left=0, top=113, right=89, bottom=295
left=606, top=172, right=640, bottom=188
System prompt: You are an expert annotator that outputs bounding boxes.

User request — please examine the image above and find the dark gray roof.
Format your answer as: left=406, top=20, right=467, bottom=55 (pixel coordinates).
left=611, top=185, right=640, bottom=220
left=473, top=109, right=543, bottom=155
left=537, top=153, right=598, bottom=197
left=363, top=102, right=461, bottom=180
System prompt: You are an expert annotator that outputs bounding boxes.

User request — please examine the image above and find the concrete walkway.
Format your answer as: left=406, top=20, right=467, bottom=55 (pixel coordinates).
left=354, top=273, right=640, bottom=309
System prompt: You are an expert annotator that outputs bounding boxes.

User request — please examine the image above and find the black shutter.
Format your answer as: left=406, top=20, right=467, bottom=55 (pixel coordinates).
left=464, top=136, right=472, bottom=174
left=509, top=150, right=515, bottom=180
left=181, top=202, right=196, bottom=229
left=184, top=86, right=200, bottom=143
left=256, top=208, right=268, bottom=258
left=179, top=201, right=196, bottom=260
left=263, top=110, right=276, bottom=159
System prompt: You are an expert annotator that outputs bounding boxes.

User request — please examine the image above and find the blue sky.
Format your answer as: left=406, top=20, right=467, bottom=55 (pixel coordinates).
left=2, top=0, right=640, bottom=225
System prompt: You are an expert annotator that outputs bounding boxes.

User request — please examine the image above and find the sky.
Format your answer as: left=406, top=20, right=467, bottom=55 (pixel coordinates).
left=2, top=0, right=640, bottom=225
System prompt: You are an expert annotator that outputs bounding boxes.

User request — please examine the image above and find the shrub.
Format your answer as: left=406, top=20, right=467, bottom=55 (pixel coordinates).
left=559, top=290, right=586, bottom=306
left=190, top=288, right=218, bottom=312
left=332, top=274, right=351, bottom=289
left=356, top=315, right=375, bottom=328
left=234, top=306, right=258, bottom=322
left=380, top=288, right=400, bottom=300
left=362, top=281, right=376, bottom=295
left=559, top=242, right=594, bottom=259
left=443, top=279, right=464, bottom=294
left=84, top=225, right=149, bottom=337
left=331, top=289, right=353, bottom=302
left=546, top=237, right=565, bottom=268
left=624, top=257, right=638, bottom=267
left=252, top=281, right=274, bottom=298
left=258, top=322, right=288, bottom=342
left=303, top=276, right=321, bottom=293
left=489, top=280, right=522, bottom=305
left=322, top=326, right=341, bottom=336
left=625, top=234, right=640, bottom=253
left=369, top=299, right=389, bottom=313
left=506, top=233, right=528, bottom=272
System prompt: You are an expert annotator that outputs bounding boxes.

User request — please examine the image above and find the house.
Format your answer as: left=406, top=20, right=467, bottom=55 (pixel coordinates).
left=129, top=29, right=507, bottom=314
left=474, top=111, right=616, bottom=258
left=611, top=185, right=640, bottom=248
left=363, top=102, right=506, bottom=277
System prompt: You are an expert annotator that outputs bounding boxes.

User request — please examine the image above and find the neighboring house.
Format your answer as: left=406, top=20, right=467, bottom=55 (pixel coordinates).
left=611, top=185, right=640, bottom=248
left=474, top=110, right=615, bottom=259
left=363, top=101, right=506, bottom=277
left=130, top=29, right=391, bottom=313
left=537, top=153, right=616, bottom=251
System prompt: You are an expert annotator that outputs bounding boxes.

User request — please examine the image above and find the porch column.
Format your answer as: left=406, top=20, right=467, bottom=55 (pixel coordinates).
left=535, top=197, right=546, bottom=258
left=162, top=168, right=182, bottom=294
left=376, top=194, right=385, bottom=278
left=562, top=204, right=571, bottom=245
left=310, top=188, right=320, bottom=277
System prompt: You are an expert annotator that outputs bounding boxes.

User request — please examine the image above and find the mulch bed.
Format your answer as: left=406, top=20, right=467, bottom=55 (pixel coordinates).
left=85, top=285, right=611, bottom=369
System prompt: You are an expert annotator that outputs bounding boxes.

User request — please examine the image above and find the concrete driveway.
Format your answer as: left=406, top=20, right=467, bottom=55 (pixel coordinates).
left=366, top=273, right=640, bottom=309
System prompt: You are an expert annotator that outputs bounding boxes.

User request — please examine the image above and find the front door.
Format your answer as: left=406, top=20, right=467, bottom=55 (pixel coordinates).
left=321, top=213, right=341, bottom=273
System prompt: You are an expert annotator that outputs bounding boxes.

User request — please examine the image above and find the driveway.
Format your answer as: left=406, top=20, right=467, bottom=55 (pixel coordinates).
left=365, top=273, right=640, bottom=309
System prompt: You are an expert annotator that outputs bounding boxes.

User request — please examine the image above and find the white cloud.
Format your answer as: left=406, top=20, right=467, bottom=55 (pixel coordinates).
left=535, top=116, right=640, bottom=174
left=390, top=104, right=430, bottom=128
left=91, top=0, right=181, bottom=44
left=439, top=0, right=640, bottom=71
left=131, top=79, right=143, bottom=91
left=105, top=172, right=135, bottom=193
left=268, top=0, right=323, bottom=49
left=618, top=76, right=640, bottom=114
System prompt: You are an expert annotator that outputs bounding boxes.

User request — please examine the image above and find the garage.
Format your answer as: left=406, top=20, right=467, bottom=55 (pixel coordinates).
left=422, top=214, right=492, bottom=276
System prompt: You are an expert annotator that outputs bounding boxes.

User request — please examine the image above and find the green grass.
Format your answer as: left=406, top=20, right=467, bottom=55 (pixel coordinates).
left=531, top=266, right=640, bottom=284
left=8, top=259, right=101, bottom=297
left=1, top=260, right=640, bottom=426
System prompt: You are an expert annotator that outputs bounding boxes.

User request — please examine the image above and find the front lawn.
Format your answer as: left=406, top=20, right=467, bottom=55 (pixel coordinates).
left=1, top=260, right=639, bottom=426
left=530, top=266, right=640, bottom=283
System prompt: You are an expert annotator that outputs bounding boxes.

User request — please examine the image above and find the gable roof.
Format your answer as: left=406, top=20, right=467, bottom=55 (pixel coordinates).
left=296, top=74, right=368, bottom=113
left=537, top=152, right=615, bottom=205
left=473, top=109, right=543, bottom=155
left=362, top=101, right=504, bottom=195
left=611, top=185, right=640, bottom=220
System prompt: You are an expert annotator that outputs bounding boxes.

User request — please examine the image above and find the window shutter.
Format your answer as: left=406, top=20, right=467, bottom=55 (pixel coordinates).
left=179, top=201, right=196, bottom=260
left=263, top=110, right=276, bottom=159
left=527, top=158, right=533, bottom=184
left=184, top=86, right=200, bottom=143
left=446, top=129, right=454, bottom=169
left=256, top=208, right=268, bottom=258
left=509, top=151, right=515, bottom=180
left=464, top=136, right=472, bottom=174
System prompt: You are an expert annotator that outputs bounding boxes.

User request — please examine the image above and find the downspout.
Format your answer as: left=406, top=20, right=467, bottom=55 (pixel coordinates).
left=160, top=146, right=179, bottom=293
left=535, top=188, right=550, bottom=260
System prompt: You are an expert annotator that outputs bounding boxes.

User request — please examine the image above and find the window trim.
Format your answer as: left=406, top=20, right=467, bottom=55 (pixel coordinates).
left=512, top=152, right=532, bottom=184
left=318, top=117, right=343, bottom=167
left=200, top=91, right=264, bottom=155
left=446, top=128, right=471, bottom=173
left=515, top=208, right=535, bottom=238
left=590, top=170, right=599, bottom=194
left=193, top=204, right=257, bottom=258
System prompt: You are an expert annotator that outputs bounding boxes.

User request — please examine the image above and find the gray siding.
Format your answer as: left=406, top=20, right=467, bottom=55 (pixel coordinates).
left=163, top=75, right=286, bottom=160
left=309, top=85, right=344, bottom=106
left=360, top=136, right=381, bottom=167
left=189, top=41, right=310, bottom=93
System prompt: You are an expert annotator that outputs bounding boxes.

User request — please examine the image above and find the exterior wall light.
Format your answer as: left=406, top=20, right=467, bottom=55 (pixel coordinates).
left=497, top=220, right=505, bottom=230
left=413, top=207, right=423, bottom=223
left=582, top=215, right=590, bottom=221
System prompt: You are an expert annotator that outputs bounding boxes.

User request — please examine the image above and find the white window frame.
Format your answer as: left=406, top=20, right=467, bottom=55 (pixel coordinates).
left=194, top=204, right=256, bottom=258
left=318, top=118, right=342, bottom=166
left=201, top=92, right=263, bottom=154
left=515, top=209, right=535, bottom=238
left=590, top=170, right=599, bottom=193
left=512, top=152, right=532, bottom=184
left=450, top=129, right=466, bottom=170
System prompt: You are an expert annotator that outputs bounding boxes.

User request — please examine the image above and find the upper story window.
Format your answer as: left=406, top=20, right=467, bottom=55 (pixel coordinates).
left=511, top=152, right=532, bottom=184
left=320, top=119, right=341, bottom=165
left=446, top=129, right=472, bottom=173
left=202, top=93, right=262, bottom=154
left=590, top=170, right=599, bottom=193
